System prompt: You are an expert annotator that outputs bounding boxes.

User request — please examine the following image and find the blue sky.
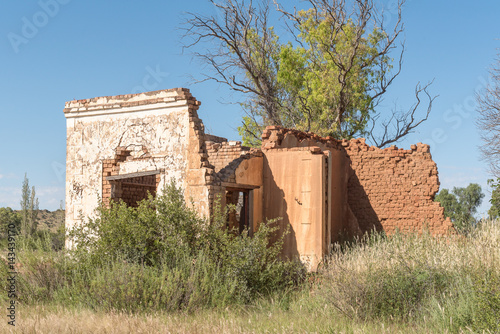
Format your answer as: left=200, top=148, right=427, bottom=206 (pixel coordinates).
left=0, top=0, right=498, bottom=217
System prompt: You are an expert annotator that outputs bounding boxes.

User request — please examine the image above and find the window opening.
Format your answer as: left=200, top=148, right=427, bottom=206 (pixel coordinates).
left=106, top=171, right=159, bottom=207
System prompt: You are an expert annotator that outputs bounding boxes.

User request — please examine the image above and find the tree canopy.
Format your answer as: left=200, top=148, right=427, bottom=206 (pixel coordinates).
left=487, top=179, right=500, bottom=219
left=184, top=0, right=434, bottom=147
left=20, top=173, right=39, bottom=237
left=435, top=183, right=485, bottom=233
left=0, top=207, right=21, bottom=238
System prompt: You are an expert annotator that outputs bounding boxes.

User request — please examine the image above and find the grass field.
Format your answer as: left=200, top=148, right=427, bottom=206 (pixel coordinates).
left=1, top=219, right=498, bottom=333
left=0, top=302, right=443, bottom=334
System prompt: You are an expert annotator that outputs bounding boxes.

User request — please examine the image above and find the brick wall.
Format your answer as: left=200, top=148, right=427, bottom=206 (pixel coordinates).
left=102, top=147, right=129, bottom=207
left=119, top=174, right=158, bottom=207
left=206, top=140, right=250, bottom=175
left=205, top=138, right=264, bottom=229
left=205, top=140, right=264, bottom=181
left=343, top=139, right=453, bottom=234
left=261, top=126, right=454, bottom=236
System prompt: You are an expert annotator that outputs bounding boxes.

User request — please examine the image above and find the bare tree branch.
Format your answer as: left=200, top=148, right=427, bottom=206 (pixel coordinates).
left=477, top=54, right=500, bottom=178
left=370, top=81, right=436, bottom=148
left=182, top=0, right=434, bottom=147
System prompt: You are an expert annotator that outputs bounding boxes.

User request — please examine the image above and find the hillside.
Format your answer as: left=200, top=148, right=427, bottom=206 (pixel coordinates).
left=12, top=209, right=65, bottom=233
left=37, top=209, right=65, bottom=232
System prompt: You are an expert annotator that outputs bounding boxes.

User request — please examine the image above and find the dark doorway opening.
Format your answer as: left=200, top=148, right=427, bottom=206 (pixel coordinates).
left=225, top=189, right=251, bottom=235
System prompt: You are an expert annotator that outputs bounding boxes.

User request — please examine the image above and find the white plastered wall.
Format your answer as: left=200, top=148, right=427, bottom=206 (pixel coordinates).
left=64, top=92, right=192, bottom=246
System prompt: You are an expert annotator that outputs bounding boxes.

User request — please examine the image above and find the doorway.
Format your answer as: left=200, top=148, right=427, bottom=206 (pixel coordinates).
left=225, top=188, right=252, bottom=235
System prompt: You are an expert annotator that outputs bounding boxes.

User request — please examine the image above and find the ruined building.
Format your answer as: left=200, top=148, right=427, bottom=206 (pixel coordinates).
left=64, top=88, right=453, bottom=270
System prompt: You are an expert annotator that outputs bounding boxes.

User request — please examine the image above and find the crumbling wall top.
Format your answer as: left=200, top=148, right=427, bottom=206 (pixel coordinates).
left=261, top=125, right=432, bottom=154
left=260, top=125, right=452, bottom=235
left=64, top=88, right=200, bottom=116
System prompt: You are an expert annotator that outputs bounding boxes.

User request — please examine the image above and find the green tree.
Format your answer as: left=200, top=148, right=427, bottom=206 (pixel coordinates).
left=0, top=207, right=21, bottom=238
left=435, top=183, right=485, bottom=233
left=435, top=189, right=460, bottom=219
left=20, top=173, right=39, bottom=237
left=487, top=178, right=500, bottom=219
left=184, top=0, right=434, bottom=147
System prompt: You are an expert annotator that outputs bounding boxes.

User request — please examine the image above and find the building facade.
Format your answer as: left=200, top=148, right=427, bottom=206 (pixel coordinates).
left=64, top=88, right=453, bottom=270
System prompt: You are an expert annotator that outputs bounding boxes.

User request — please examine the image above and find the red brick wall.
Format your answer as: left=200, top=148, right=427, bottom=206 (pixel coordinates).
left=344, top=139, right=453, bottom=235
left=206, top=140, right=250, bottom=174
left=102, top=147, right=130, bottom=207
left=261, top=126, right=454, bottom=236
left=119, top=174, right=158, bottom=207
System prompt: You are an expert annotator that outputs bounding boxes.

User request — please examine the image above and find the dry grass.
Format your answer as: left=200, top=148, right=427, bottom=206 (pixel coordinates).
left=0, top=303, right=441, bottom=334
left=319, top=220, right=500, bottom=331
left=1, top=221, right=498, bottom=333
left=327, top=221, right=499, bottom=276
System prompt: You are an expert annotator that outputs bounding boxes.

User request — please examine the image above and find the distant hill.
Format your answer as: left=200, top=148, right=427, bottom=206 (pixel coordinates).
left=13, top=209, right=65, bottom=233
left=38, top=209, right=65, bottom=232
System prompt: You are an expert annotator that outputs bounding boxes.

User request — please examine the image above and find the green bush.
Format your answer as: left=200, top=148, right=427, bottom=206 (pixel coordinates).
left=2, top=181, right=304, bottom=312
left=0, top=247, right=67, bottom=304
left=202, top=198, right=305, bottom=298
left=52, top=252, right=243, bottom=312
left=471, top=272, right=500, bottom=332
left=0, top=207, right=21, bottom=238
left=361, top=265, right=451, bottom=320
left=68, top=184, right=202, bottom=266
left=322, top=254, right=451, bottom=321
left=16, top=229, right=65, bottom=252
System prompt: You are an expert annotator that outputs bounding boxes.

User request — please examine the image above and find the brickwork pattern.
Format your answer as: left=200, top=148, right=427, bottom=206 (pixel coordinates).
left=206, top=140, right=256, bottom=183
left=101, top=147, right=160, bottom=207
left=119, top=174, right=158, bottom=207
left=102, top=147, right=129, bottom=207
left=343, top=139, right=453, bottom=235
left=261, top=126, right=454, bottom=236
left=206, top=140, right=248, bottom=172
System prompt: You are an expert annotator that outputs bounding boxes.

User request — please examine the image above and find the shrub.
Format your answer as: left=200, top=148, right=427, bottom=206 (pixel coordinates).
left=427, top=269, right=500, bottom=333
left=321, top=250, right=451, bottom=320
left=360, top=265, right=451, bottom=320
left=201, top=198, right=305, bottom=298
left=17, top=229, right=65, bottom=252
left=68, top=184, right=202, bottom=266
left=6, top=181, right=305, bottom=312
left=0, top=247, right=67, bottom=304
left=52, top=252, right=243, bottom=312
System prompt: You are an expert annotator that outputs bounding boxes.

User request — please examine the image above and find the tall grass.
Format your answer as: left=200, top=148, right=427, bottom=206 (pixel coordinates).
left=318, top=220, right=500, bottom=332
left=1, top=206, right=498, bottom=332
